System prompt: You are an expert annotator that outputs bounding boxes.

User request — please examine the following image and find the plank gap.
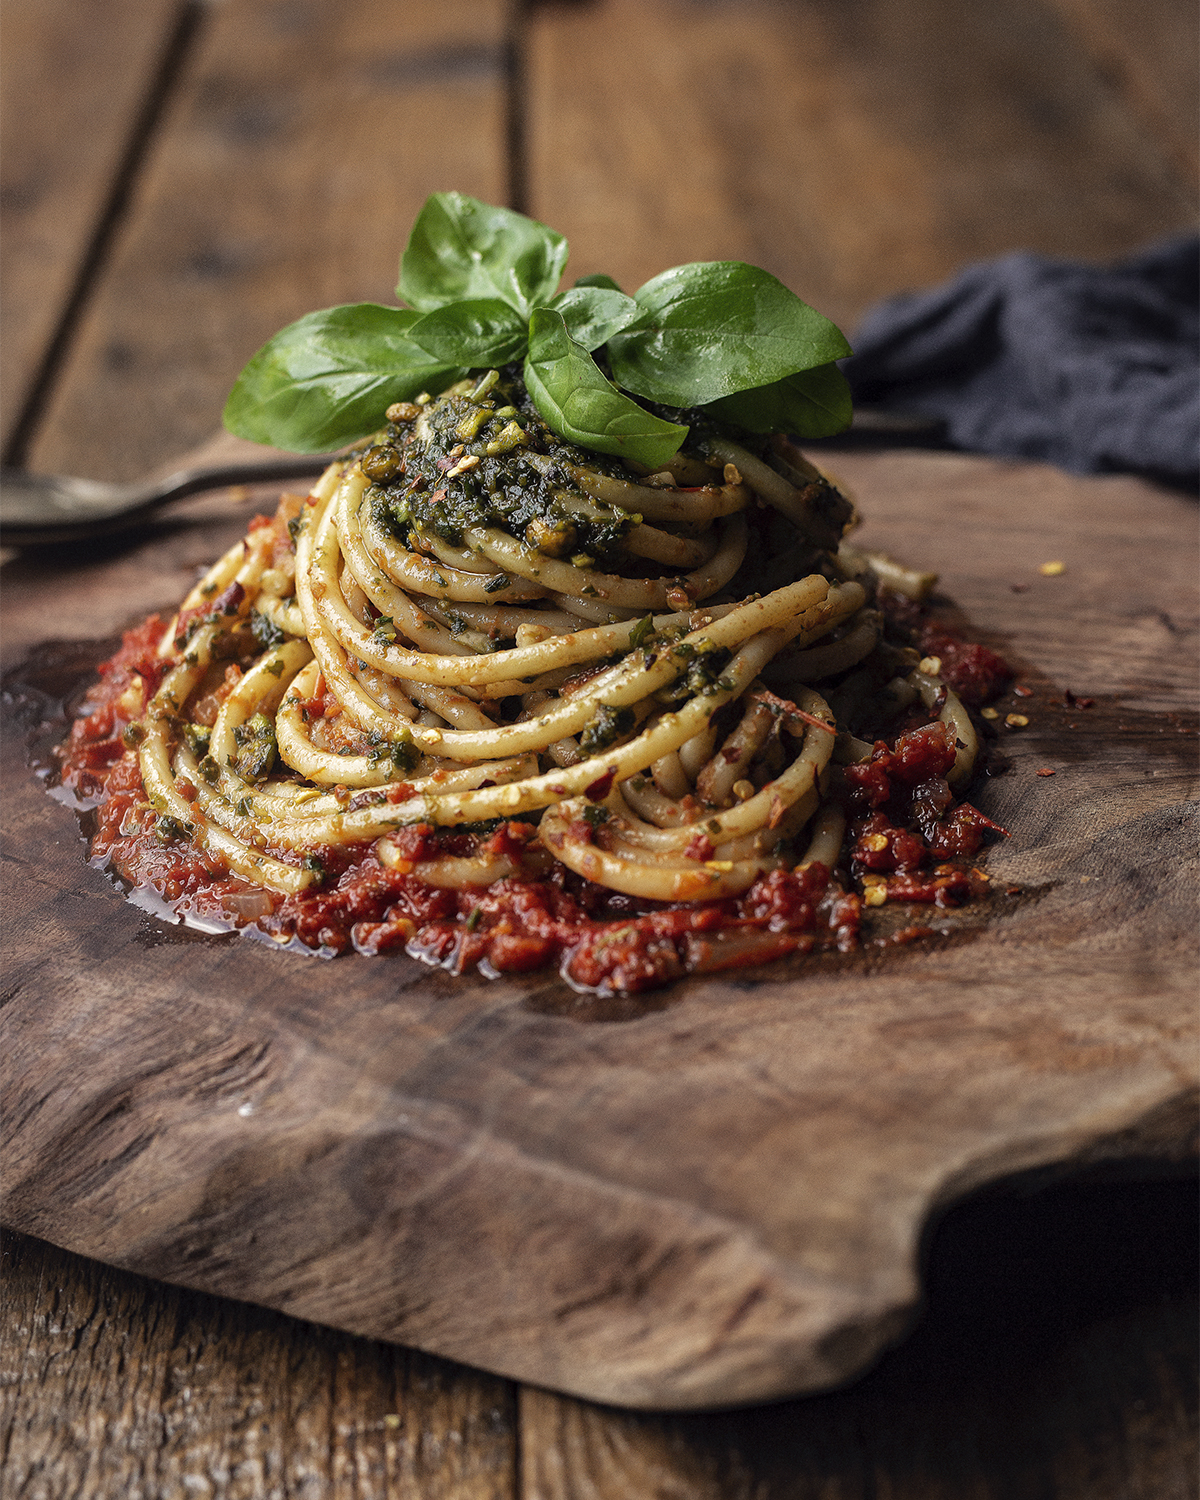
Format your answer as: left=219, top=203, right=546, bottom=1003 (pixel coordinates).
left=1, top=0, right=207, bottom=470
left=505, top=0, right=533, bottom=214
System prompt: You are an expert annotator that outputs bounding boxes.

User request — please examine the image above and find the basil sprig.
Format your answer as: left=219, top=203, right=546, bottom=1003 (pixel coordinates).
left=524, top=309, right=687, bottom=469
left=224, top=192, right=852, bottom=464
left=607, top=261, right=850, bottom=407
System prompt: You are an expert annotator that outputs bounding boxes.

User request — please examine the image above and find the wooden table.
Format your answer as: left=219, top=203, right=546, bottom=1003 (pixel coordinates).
left=2, top=1, right=1197, bottom=1494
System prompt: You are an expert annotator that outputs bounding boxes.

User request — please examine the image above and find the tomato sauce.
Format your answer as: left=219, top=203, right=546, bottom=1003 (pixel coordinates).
left=878, top=588, right=1012, bottom=706
left=57, top=603, right=1012, bottom=993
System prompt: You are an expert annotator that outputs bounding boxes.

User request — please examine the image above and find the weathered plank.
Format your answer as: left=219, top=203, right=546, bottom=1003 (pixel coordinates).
left=835, top=449, right=1199, bottom=715
left=519, top=1178, right=1199, bottom=1499
left=25, top=0, right=510, bottom=483
left=0, top=1229, right=519, bottom=1500
left=526, top=0, right=1198, bottom=330
left=0, top=0, right=185, bottom=452
left=4, top=1184, right=1196, bottom=1500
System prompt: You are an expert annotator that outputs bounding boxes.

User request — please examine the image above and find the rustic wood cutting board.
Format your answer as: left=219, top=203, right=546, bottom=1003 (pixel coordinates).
left=2, top=445, right=1196, bottom=1410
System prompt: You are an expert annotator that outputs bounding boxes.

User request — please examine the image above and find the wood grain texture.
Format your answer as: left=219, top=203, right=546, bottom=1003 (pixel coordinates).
left=2, top=451, right=1196, bottom=1410
left=0, top=1229, right=518, bottom=1500
left=1048, top=0, right=1200, bottom=187
left=0, top=0, right=185, bottom=449
left=836, top=449, right=1199, bottom=715
left=521, top=1306, right=1199, bottom=1498
left=521, top=1176, right=1199, bottom=1498
left=526, top=0, right=1199, bottom=332
left=7, top=1178, right=1196, bottom=1499
left=25, top=0, right=510, bottom=484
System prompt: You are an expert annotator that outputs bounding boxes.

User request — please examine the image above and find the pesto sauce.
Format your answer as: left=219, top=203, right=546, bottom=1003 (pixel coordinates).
left=232, top=712, right=278, bottom=783
left=365, top=370, right=642, bottom=565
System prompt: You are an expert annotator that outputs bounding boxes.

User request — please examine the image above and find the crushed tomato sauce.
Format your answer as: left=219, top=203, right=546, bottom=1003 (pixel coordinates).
left=57, top=604, right=1012, bottom=993
left=878, top=588, right=1013, bottom=707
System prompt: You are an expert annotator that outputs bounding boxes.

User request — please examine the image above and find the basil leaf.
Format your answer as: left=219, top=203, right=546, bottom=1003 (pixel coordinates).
left=706, top=363, right=853, bottom=438
left=608, top=261, right=852, bottom=407
left=398, top=192, right=568, bottom=318
left=573, top=272, right=623, bottom=291
left=406, top=298, right=528, bottom=365
left=524, top=308, right=688, bottom=469
left=223, top=304, right=463, bottom=452
left=547, top=286, right=645, bottom=351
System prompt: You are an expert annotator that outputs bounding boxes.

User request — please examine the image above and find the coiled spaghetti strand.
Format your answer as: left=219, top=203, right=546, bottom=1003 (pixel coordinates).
left=137, top=625, right=317, bottom=893
left=537, top=801, right=791, bottom=902
left=694, top=693, right=777, bottom=806
left=358, top=498, right=547, bottom=604
left=463, top=513, right=747, bottom=612
left=378, top=609, right=845, bottom=830
left=911, top=668, right=978, bottom=785
left=570, top=688, right=835, bottom=856
left=391, top=577, right=863, bottom=764
left=303, top=473, right=752, bottom=687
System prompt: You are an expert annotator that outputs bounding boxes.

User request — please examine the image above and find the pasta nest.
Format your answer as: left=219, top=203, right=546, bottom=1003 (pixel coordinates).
left=138, top=373, right=976, bottom=904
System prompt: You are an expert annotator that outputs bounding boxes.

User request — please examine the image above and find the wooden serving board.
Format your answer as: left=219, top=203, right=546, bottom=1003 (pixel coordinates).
left=2, top=446, right=1197, bottom=1410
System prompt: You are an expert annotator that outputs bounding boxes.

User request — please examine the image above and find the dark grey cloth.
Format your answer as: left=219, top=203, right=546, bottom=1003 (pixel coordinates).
left=843, top=237, right=1199, bottom=488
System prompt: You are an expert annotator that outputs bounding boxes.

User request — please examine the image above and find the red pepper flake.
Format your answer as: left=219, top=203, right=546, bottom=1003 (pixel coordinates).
left=1064, top=689, right=1095, bottom=708
left=1013, top=685, right=1033, bottom=698
left=684, top=833, right=715, bottom=862
left=584, top=767, right=616, bottom=801
left=1006, top=885, right=1022, bottom=895
left=479, top=820, right=537, bottom=859
left=1036, top=767, right=1056, bottom=777
left=430, top=488, right=447, bottom=505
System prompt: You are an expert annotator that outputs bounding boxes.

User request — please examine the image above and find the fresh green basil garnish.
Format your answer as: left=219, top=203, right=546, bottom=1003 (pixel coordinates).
left=607, top=261, right=852, bottom=407
left=405, top=298, right=528, bottom=366
left=223, top=304, right=464, bottom=452
left=524, top=309, right=687, bottom=469
left=397, top=192, right=568, bottom=319
left=572, top=272, right=623, bottom=292
left=547, top=286, right=645, bottom=351
left=224, top=194, right=851, bottom=459
left=706, top=363, right=854, bottom=438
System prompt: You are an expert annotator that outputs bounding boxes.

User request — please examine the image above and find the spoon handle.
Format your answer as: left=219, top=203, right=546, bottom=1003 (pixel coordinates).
left=146, top=456, right=343, bottom=504
left=1, top=455, right=341, bottom=547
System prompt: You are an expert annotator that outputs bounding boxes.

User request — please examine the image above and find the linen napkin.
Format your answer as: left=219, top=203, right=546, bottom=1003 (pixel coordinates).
left=842, top=236, right=1199, bottom=489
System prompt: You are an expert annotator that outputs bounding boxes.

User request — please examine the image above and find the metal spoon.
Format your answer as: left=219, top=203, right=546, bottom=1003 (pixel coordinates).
left=1, top=456, right=340, bottom=548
